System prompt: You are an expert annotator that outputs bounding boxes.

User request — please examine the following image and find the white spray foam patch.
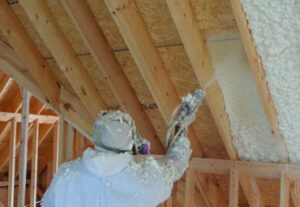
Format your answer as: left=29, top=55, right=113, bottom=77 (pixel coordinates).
left=207, top=34, right=279, bottom=162
left=241, top=0, right=300, bottom=163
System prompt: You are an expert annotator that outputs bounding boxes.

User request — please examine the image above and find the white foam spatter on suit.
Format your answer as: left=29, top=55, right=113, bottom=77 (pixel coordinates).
left=207, top=34, right=279, bottom=162
left=240, top=0, right=300, bottom=163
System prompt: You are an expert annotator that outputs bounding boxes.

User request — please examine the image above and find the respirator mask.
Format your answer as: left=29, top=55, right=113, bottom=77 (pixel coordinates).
left=93, top=111, right=150, bottom=155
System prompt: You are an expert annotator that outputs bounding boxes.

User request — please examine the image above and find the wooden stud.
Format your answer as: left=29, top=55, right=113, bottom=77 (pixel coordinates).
left=46, top=160, right=53, bottom=188
left=230, top=0, right=288, bottom=163
left=166, top=1, right=265, bottom=206
left=165, top=197, right=172, bottom=207
left=19, top=0, right=106, bottom=120
left=53, top=121, right=59, bottom=176
left=280, top=174, right=290, bottom=207
left=36, top=185, right=44, bottom=199
left=0, top=0, right=60, bottom=109
left=65, top=123, right=74, bottom=162
left=74, top=130, right=86, bottom=159
left=0, top=41, right=94, bottom=137
left=291, top=181, right=300, bottom=207
left=58, top=115, right=65, bottom=166
left=61, top=0, right=164, bottom=154
left=17, top=89, right=30, bottom=207
left=7, top=118, right=16, bottom=207
left=30, top=119, right=39, bottom=207
left=184, top=168, right=196, bottom=207
left=229, top=168, right=239, bottom=207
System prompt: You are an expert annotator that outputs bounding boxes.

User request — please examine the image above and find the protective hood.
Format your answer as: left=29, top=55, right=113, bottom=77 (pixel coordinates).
left=82, top=148, right=133, bottom=177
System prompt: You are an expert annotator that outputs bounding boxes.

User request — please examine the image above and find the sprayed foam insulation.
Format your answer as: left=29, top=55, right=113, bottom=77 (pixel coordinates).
left=241, top=0, right=300, bottom=163
left=207, top=34, right=279, bottom=162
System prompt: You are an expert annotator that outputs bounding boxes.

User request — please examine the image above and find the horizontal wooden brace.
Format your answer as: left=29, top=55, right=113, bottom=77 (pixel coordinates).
left=0, top=112, right=58, bottom=124
left=191, top=158, right=300, bottom=181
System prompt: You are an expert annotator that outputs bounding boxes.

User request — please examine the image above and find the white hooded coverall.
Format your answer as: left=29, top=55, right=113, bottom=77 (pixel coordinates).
left=42, top=134, right=192, bottom=207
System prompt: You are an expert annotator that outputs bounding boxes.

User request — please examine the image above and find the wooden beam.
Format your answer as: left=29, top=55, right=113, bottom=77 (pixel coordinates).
left=0, top=112, right=58, bottom=124
left=30, top=120, right=39, bottom=207
left=184, top=168, right=196, bottom=207
left=19, top=0, right=106, bottom=120
left=0, top=0, right=60, bottom=109
left=280, top=174, right=290, bottom=207
left=0, top=41, right=94, bottom=137
left=53, top=121, right=59, bottom=175
left=166, top=0, right=237, bottom=160
left=58, top=115, right=66, bottom=166
left=191, top=158, right=300, bottom=181
left=291, top=181, right=300, bottom=207
left=229, top=168, right=239, bottom=207
left=105, top=0, right=203, bottom=157
left=61, top=0, right=164, bottom=153
left=65, top=123, right=74, bottom=162
left=104, top=0, right=230, bottom=205
left=7, top=118, right=16, bottom=207
left=230, top=0, right=288, bottom=163
left=17, top=89, right=29, bottom=207
left=0, top=76, right=13, bottom=101
left=165, top=1, right=265, bottom=206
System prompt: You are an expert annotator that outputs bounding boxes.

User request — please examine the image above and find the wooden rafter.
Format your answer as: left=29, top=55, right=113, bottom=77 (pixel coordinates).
left=61, top=0, right=164, bottom=153
left=104, top=0, right=228, bottom=206
left=0, top=112, right=58, bottom=124
left=105, top=0, right=203, bottom=156
left=19, top=0, right=106, bottom=120
left=0, top=76, right=13, bottom=101
left=165, top=1, right=265, bottom=206
left=30, top=119, right=39, bottom=207
left=0, top=0, right=60, bottom=109
left=230, top=0, right=288, bottom=163
left=0, top=41, right=94, bottom=136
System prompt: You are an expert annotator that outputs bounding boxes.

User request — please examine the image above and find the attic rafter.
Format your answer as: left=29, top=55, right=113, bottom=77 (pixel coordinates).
left=230, top=0, right=288, bottom=163
left=18, top=0, right=106, bottom=120
left=104, top=0, right=203, bottom=156
left=166, top=0, right=265, bottom=206
left=61, top=0, right=164, bottom=154
left=0, top=40, right=94, bottom=137
left=0, top=0, right=60, bottom=109
left=104, top=0, right=228, bottom=206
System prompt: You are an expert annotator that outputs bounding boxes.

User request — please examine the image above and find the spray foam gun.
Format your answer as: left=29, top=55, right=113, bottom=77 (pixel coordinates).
left=165, top=89, right=206, bottom=150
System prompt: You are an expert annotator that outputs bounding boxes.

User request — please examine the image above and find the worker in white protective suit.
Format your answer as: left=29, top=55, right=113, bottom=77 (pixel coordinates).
left=42, top=89, right=205, bottom=207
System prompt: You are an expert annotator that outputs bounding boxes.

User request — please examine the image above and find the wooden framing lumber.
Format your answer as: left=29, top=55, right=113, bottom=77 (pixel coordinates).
left=17, top=88, right=29, bottom=207
left=61, top=0, right=164, bottom=153
left=0, top=76, right=13, bottom=101
left=184, top=168, right=196, bottom=207
left=105, top=0, right=203, bottom=157
left=0, top=112, right=58, bottom=124
left=280, top=174, right=290, bottom=207
left=8, top=118, right=16, bottom=207
left=191, top=158, right=300, bottom=181
left=229, top=168, right=239, bottom=207
left=165, top=1, right=265, bottom=206
left=30, top=120, right=39, bottom=207
left=53, top=121, right=59, bottom=175
left=65, top=123, right=74, bottom=162
left=166, top=0, right=237, bottom=160
left=0, top=0, right=60, bottom=109
left=105, top=0, right=229, bottom=205
left=58, top=115, right=66, bottom=166
left=0, top=41, right=94, bottom=137
left=19, top=0, right=106, bottom=120
left=230, top=0, right=288, bottom=163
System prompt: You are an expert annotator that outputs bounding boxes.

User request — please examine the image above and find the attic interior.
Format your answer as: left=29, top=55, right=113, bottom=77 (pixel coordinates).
left=0, top=0, right=298, bottom=206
